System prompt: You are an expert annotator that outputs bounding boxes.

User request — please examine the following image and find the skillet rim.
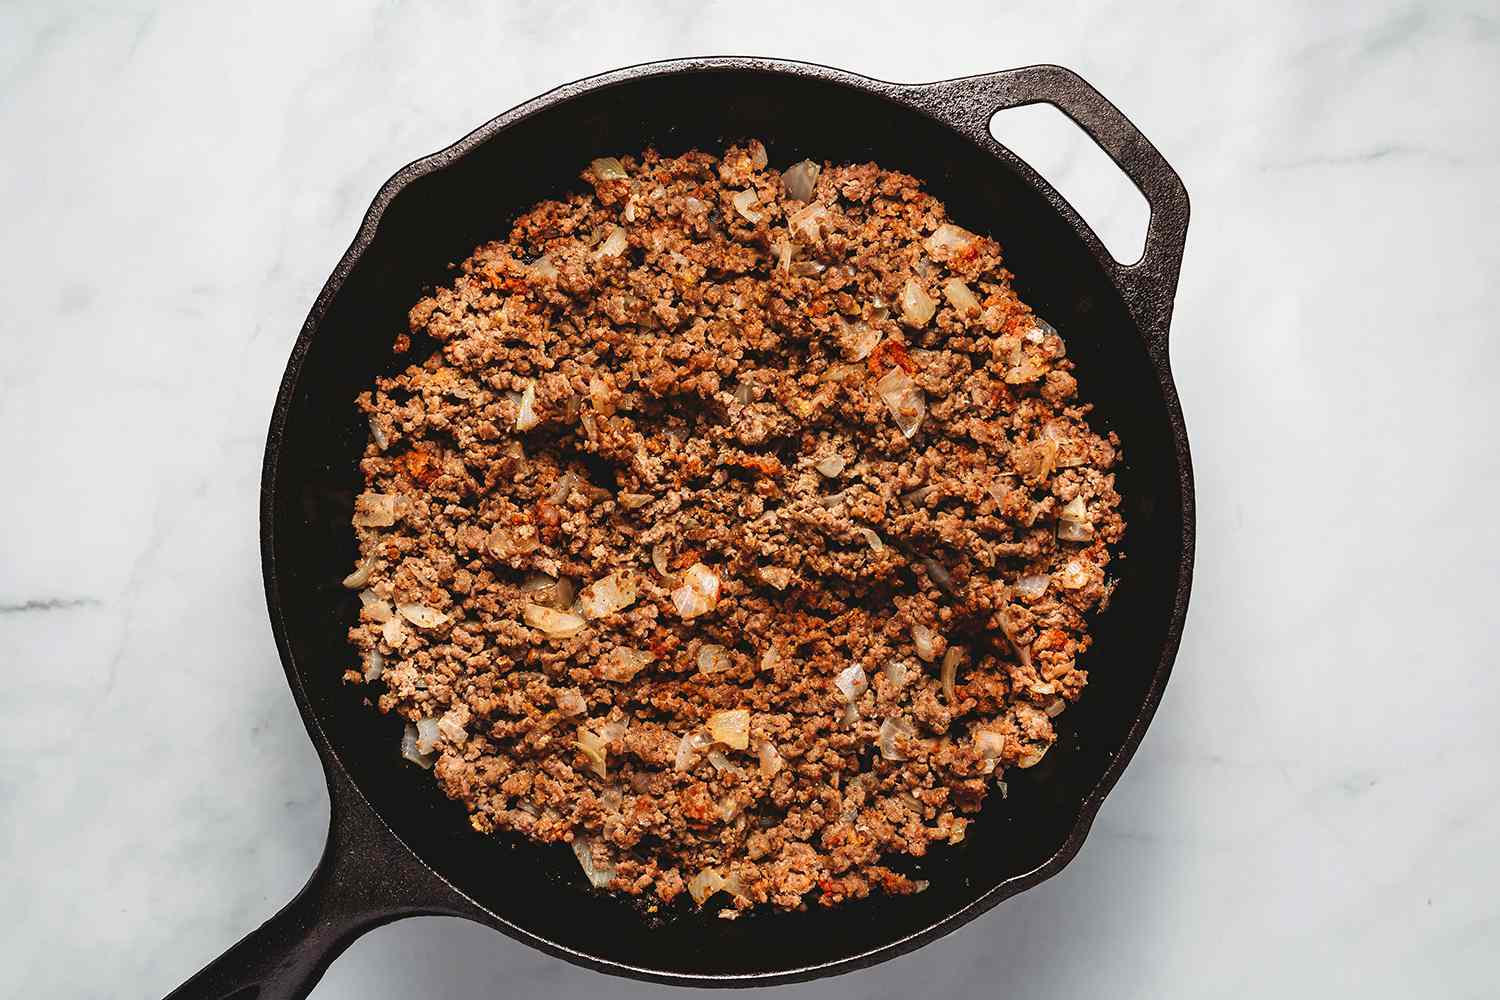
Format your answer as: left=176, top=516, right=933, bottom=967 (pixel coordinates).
left=260, top=54, right=1195, bottom=986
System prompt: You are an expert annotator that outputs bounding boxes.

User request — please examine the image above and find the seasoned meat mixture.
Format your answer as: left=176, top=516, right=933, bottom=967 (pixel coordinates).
left=344, top=142, right=1123, bottom=913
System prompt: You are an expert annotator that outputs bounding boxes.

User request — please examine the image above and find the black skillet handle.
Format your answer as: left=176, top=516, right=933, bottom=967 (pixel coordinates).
left=164, top=767, right=482, bottom=1000
left=902, top=65, right=1191, bottom=350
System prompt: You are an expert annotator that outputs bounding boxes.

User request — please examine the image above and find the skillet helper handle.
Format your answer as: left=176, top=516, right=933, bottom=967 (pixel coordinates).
left=906, top=64, right=1190, bottom=348
left=164, top=769, right=479, bottom=1000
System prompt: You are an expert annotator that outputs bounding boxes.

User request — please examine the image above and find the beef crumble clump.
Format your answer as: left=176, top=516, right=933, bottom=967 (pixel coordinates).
left=344, top=142, right=1123, bottom=913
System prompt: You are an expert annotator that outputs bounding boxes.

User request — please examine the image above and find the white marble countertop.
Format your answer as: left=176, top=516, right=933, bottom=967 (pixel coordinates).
left=3, top=1, right=1497, bottom=997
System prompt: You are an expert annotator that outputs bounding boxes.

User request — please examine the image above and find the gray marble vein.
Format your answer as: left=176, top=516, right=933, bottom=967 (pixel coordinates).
left=1, top=0, right=1496, bottom=997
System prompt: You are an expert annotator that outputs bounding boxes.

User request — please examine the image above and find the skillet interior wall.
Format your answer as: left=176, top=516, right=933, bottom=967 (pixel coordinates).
left=269, top=67, right=1184, bottom=977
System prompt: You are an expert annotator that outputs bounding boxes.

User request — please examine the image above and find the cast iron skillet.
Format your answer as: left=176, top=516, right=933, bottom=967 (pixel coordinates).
left=166, top=56, right=1192, bottom=999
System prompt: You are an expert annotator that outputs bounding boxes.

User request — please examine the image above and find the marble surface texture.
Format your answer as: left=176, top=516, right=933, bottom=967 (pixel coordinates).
left=2, top=1, right=1497, bottom=997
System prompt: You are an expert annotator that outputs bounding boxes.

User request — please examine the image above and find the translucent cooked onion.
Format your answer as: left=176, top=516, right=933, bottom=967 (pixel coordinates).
left=883, top=659, right=910, bottom=689
left=788, top=203, right=828, bottom=242
left=706, top=749, right=740, bottom=774
left=859, top=527, right=885, bottom=553
left=926, top=223, right=977, bottom=259
left=899, top=279, right=937, bottom=327
left=756, top=740, right=784, bottom=777
left=415, top=717, right=442, bottom=755
left=617, top=491, right=650, bottom=509
left=598, top=646, right=654, bottom=682
left=575, top=725, right=608, bottom=778
left=1017, top=745, right=1049, bottom=769
left=515, top=382, right=540, bottom=431
left=401, top=723, right=436, bottom=768
left=1014, top=573, right=1051, bottom=599
left=942, top=277, right=980, bottom=316
left=901, top=484, right=936, bottom=505
left=1057, top=560, right=1091, bottom=590
left=688, top=868, right=726, bottom=906
left=358, top=589, right=393, bottom=622
left=814, top=453, right=846, bottom=478
left=651, top=542, right=673, bottom=579
left=1057, top=495, right=1094, bottom=541
left=362, top=648, right=385, bottom=682
left=380, top=617, right=406, bottom=647
left=594, top=225, right=628, bottom=258
left=771, top=237, right=794, bottom=272
left=732, top=189, right=762, bottom=222
left=974, top=729, right=1006, bottom=773
left=548, top=576, right=577, bottom=610
left=746, top=139, right=768, bottom=169
left=879, top=717, right=917, bottom=761
left=675, top=730, right=712, bottom=771
left=1026, top=317, right=1057, bottom=344
left=671, top=563, right=721, bottom=620
left=875, top=366, right=926, bottom=438
left=939, top=646, right=962, bottom=705
left=1045, top=698, right=1066, bottom=718
left=523, top=603, right=586, bottom=638
left=590, top=157, right=627, bottom=181
left=783, top=159, right=820, bottom=201
left=368, top=415, right=390, bottom=451
left=834, top=664, right=868, bottom=702
left=397, top=603, right=449, bottom=629
left=571, top=835, right=616, bottom=889
left=519, top=572, right=557, bottom=593
left=342, top=553, right=375, bottom=589
left=707, top=709, right=750, bottom=750
left=527, top=255, right=559, bottom=281
left=548, top=471, right=579, bottom=504
left=352, top=493, right=399, bottom=527
left=556, top=688, right=587, bottom=716
left=437, top=712, right=467, bottom=743
left=911, top=624, right=940, bottom=662
left=836, top=317, right=882, bottom=361
left=576, top=572, right=637, bottom=619
left=697, top=644, right=732, bottom=675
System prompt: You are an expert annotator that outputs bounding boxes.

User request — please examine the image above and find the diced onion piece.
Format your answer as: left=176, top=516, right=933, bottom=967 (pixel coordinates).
left=1045, top=698, right=1066, bottom=718
left=707, top=709, right=750, bottom=750
left=788, top=203, right=828, bottom=242
left=911, top=624, right=940, bottom=662
left=746, top=139, right=768, bottom=169
left=942, top=277, right=980, bottom=316
left=1015, top=573, right=1052, bottom=599
left=1057, top=560, right=1091, bottom=590
left=380, top=617, right=406, bottom=647
left=617, top=492, right=650, bottom=509
left=362, top=649, right=385, bottom=682
left=1017, top=745, right=1049, bottom=769
left=358, top=589, right=393, bottom=622
left=520, top=572, right=557, bottom=593
left=397, top=603, right=448, bottom=629
left=875, top=366, right=927, bottom=439
left=840, top=701, right=860, bottom=727
left=571, top=835, right=616, bottom=888
left=675, top=730, right=712, bottom=772
left=352, top=493, right=399, bottom=527
left=902, top=484, right=936, bottom=505
left=974, top=729, right=1007, bottom=772
left=859, top=527, right=885, bottom=553
left=939, top=646, right=962, bottom=705
left=879, top=716, right=917, bottom=761
left=575, top=725, right=608, bottom=778
left=549, top=576, right=577, bottom=610
left=756, top=740, right=784, bottom=777
left=814, top=453, right=846, bottom=478
left=783, top=159, right=820, bottom=201
left=576, top=572, right=637, bottom=619
left=651, top=542, right=672, bottom=579
left=594, top=225, right=628, bottom=259
left=688, top=868, right=726, bottom=906
left=1027, top=318, right=1056, bottom=344
left=515, top=382, right=540, bottom=431
left=590, top=156, right=627, bottom=181
left=837, top=317, right=882, bottom=361
left=368, top=415, right=390, bottom=451
left=697, top=644, right=732, bottom=675
left=671, top=563, right=721, bottom=620
left=342, top=553, right=375, bottom=589
left=527, top=255, right=559, bottom=281
left=415, top=717, right=442, bottom=755
left=883, top=659, right=910, bottom=689
left=556, top=688, right=587, bottom=716
left=732, top=189, right=762, bottom=222
left=899, top=279, right=937, bottom=327
left=523, top=603, right=586, bottom=638
left=598, top=646, right=654, bottom=682
left=401, top=723, right=436, bottom=768
left=1057, top=495, right=1094, bottom=541
left=926, top=223, right=977, bottom=260
left=548, top=471, right=579, bottom=504
left=833, top=664, right=868, bottom=702
left=707, top=749, right=739, bottom=774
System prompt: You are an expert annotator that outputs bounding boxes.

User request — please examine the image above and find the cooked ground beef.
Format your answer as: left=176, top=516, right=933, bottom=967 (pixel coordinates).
left=344, top=142, right=1123, bottom=913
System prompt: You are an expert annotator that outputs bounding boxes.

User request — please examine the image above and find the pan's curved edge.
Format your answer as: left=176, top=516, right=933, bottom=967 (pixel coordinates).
left=258, top=54, right=1195, bottom=988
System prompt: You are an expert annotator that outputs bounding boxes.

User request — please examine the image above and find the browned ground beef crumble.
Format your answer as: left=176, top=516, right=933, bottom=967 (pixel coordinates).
left=344, top=142, right=1123, bottom=914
